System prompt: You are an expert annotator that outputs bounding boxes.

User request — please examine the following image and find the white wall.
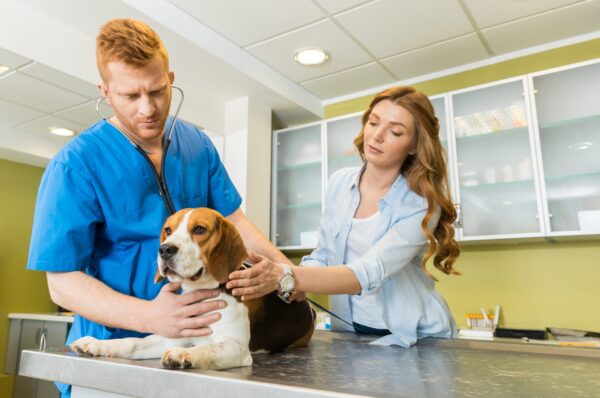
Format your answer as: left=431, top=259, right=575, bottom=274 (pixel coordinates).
left=223, top=97, right=272, bottom=236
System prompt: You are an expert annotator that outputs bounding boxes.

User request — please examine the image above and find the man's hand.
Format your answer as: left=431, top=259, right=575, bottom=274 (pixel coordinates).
left=146, top=283, right=226, bottom=338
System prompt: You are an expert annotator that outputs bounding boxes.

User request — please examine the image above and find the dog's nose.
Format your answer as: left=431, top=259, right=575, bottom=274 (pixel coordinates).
left=159, top=244, right=179, bottom=260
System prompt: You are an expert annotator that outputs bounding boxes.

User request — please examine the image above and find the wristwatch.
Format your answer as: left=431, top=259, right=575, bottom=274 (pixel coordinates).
left=277, top=263, right=296, bottom=303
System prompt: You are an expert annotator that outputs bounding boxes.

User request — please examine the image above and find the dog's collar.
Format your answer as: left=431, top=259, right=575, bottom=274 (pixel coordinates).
left=219, top=260, right=254, bottom=293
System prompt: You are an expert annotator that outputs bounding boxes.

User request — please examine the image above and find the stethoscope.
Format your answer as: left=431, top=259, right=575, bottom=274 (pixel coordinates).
left=96, top=85, right=184, bottom=215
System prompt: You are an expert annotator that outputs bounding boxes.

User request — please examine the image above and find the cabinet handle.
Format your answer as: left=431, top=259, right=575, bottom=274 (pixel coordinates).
left=36, top=327, right=48, bottom=351
left=548, top=213, right=553, bottom=218
left=454, top=203, right=463, bottom=228
left=39, top=330, right=47, bottom=351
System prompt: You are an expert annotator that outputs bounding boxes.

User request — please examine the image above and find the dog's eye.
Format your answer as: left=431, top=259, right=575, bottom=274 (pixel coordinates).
left=192, top=225, right=207, bottom=235
left=164, top=227, right=172, bottom=236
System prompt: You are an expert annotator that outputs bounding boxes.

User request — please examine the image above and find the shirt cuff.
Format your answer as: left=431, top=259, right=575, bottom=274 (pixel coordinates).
left=299, top=257, right=325, bottom=267
left=27, top=260, right=84, bottom=272
left=344, top=256, right=386, bottom=296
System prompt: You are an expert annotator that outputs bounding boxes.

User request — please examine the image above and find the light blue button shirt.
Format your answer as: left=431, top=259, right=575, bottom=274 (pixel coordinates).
left=301, top=166, right=457, bottom=347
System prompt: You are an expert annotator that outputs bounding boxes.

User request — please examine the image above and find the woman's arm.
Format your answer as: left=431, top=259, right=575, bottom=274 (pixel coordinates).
left=227, top=205, right=436, bottom=301
left=226, top=252, right=360, bottom=301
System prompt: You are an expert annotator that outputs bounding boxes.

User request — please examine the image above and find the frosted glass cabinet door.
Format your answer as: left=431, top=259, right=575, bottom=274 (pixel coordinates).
left=532, top=61, right=600, bottom=235
left=327, top=114, right=363, bottom=178
left=272, top=124, right=323, bottom=248
left=452, top=79, right=542, bottom=238
left=431, top=96, right=456, bottom=198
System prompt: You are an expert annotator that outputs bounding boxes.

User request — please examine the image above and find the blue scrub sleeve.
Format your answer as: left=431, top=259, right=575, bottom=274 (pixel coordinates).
left=203, top=135, right=242, bottom=217
left=27, top=160, right=102, bottom=272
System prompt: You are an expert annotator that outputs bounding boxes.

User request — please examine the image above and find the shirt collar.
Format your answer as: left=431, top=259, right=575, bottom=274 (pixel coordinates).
left=350, top=163, right=367, bottom=191
left=350, top=163, right=408, bottom=207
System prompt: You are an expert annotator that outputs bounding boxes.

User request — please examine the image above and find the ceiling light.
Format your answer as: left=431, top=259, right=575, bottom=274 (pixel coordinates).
left=49, top=127, right=76, bottom=137
left=293, top=48, right=330, bottom=66
left=0, top=64, right=10, bottom=75
left=568, top=141, right=593, bottom=150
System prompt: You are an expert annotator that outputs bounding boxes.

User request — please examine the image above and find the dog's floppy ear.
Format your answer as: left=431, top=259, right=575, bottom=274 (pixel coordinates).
left=205, top=216, right=247, bottom=283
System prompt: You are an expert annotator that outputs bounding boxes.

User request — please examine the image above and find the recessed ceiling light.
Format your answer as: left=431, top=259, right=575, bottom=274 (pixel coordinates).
left=568, top=141, right=593, bottom=150
left=49, top=127, right=76, bottom=137
left=293, top=48, right=330, bottom=66
left=0, top=64, right=10, bottom=75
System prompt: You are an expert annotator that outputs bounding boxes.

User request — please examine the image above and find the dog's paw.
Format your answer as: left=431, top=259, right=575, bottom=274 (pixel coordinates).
left=70, top=336, right=100, bottom=355
left=70, top=336, right=133, bottom=358
left=161, top=347, right=193, bottom=369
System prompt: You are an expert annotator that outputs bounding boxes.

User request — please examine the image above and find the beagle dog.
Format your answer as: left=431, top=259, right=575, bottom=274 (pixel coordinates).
left=70, top=208, right=315, bottom=370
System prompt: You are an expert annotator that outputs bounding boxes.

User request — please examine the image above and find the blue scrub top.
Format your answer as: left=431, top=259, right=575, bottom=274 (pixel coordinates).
left=28, top=117, right=242, bottom=343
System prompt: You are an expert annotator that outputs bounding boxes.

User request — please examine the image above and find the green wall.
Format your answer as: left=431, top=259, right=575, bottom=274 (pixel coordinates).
left=304, top=37, right=600, bottom=333
left=0, top=159, right=56, bottom=397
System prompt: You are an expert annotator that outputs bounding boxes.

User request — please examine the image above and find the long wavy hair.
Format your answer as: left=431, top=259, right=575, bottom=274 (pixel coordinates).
left=354, top=86, right=460, bottom=278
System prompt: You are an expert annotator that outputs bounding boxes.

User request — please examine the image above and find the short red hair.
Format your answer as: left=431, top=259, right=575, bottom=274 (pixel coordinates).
left=96, top=18, right=169, bottom=81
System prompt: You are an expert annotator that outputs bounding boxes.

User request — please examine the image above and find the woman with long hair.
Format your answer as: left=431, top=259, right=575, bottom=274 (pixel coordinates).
left=227, top=86, right=461, bottom=346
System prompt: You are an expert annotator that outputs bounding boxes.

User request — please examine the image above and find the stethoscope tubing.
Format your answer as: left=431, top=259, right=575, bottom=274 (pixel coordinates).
left=96, top=85, right=185, bottom=215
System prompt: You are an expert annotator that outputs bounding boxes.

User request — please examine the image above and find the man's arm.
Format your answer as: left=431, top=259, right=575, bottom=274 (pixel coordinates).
left=47, top=271, right=225, bottom=338
left=226, top=208, right=292, bottom=265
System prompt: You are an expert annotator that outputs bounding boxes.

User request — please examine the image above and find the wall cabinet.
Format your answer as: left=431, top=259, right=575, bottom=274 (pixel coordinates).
left=271, top=59, right=600, bottom=249
left=450, top=77, right=544, bottom=240
left=529, top=61, right=600, bottom=237
left=271, top=123, right=323, bottom=249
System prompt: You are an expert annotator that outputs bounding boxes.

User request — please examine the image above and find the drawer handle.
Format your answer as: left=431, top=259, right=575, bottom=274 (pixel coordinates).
left=36, top=327, right=47, bottom=351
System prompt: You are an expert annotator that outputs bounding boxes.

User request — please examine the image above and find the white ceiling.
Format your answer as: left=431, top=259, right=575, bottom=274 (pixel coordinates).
left=1, top=0, right=599, bottom=167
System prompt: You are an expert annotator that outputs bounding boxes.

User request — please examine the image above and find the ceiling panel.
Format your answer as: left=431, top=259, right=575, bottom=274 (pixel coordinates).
left=247, top=19, right=373, bottom=82
left=301, top=62, right=393, bottom=98
left=54, top=101, right=114, bottom=126
left=463, top=0, right=583, bottom=29
left=382, top=34, right=489, bottom=81
left=170, top=0, right=326, bottom=47
left=0, top=47, right=31, bottom=69
left=16, top=114, right=87, bottom=139
left=483, top=0, right=600, bottom=54
left=0, top=72, right=89, bottom=113
left=312, top=0, right=374, bottom=14
left=20, top=62, right=100, bottom=99
left=0, top=97, right=44, bottom=127
left=335, top=0, right=473, bottom=58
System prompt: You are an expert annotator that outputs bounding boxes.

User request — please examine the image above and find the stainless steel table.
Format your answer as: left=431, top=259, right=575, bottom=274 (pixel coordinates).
left=19, top=331, right=600, bottom=397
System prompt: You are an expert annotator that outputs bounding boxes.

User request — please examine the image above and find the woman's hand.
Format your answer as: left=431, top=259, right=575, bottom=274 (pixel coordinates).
left=226, top=251, right=286, bottom=301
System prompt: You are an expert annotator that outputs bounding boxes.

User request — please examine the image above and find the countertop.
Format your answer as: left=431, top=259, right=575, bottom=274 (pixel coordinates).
left=9, top=312, right=74, bottom=323
left=19, top=331, right=600, bottom=398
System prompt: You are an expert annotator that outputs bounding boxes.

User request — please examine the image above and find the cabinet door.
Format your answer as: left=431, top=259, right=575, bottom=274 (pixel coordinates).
left=13, top=320, right=62, bottom=398
left=451, top=79, right=544, bottom=239
left=326, top=114, right=363, bottom=178
left=432, top=95, right=461, bottom=239
left=272, top=124, right=323, bottom=248
left=531, top=61, right=600, bottom=235
left=431, top=96, right=457, bottom=199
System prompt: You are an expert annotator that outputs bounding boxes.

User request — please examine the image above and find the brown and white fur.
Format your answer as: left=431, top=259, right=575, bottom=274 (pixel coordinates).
left=70, top=208, right=315, bottom=370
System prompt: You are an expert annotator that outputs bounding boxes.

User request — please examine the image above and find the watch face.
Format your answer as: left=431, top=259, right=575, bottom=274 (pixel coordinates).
left=281, top=276, right=295, bottom=291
